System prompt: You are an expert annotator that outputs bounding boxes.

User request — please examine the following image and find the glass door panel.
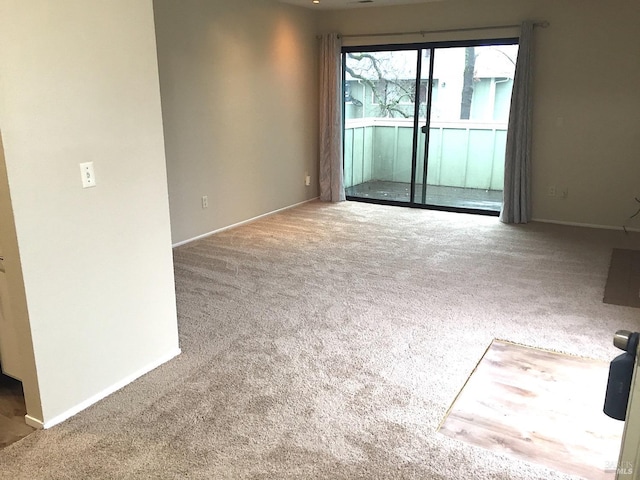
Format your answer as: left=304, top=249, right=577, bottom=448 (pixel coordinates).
left=344, top=49, right=419, bottom=203
left=413, top=45, right=518, bottom=211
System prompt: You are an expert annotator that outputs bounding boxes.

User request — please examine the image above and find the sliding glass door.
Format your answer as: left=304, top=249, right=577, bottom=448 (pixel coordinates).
left=343, top=48, right=422, bottom=203
left=343, top=40, right=518, bottom=214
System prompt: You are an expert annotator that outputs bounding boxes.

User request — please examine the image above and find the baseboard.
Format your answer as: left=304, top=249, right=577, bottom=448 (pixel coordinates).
left=172, top=197, right=319, bottom=248
left=34, top=348, right=181, bottom=430
left=532, top=218, right=640, bottom=233
left=25, top=414, right=44, bottom=429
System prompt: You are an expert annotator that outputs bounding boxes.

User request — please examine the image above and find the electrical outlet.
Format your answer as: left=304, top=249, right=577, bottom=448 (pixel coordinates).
left=80, top=162, right=96, bottom=188
left=305, top=173, right=311, bottom=187
left=202, top=195, right=208, bottom=209
left=548, top=186, right=556, bottom=197
left=561, top=187, right=569, bottom=199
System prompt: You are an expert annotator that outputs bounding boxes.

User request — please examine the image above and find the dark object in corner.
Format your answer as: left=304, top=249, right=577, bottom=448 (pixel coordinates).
left=623, top=197, right=640, bottom=234
left=604, top=330, right=639, bottom=420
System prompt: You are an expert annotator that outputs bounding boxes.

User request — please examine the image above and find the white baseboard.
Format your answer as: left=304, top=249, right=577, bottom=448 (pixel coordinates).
left=532, top=218, right=640, bottom=233
left=31, top=348, right=181, bottom=430
left=25, top=414, right=44, bottom=429
left=172, top=197, right=319, bottom=248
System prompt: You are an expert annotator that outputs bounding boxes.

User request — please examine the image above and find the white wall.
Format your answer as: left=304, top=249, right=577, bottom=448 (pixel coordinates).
left=0, top=0, right=180, bottom=426
left=153, top=0, right=319, bottom=244
left=319, top=0, right=640, bottom=229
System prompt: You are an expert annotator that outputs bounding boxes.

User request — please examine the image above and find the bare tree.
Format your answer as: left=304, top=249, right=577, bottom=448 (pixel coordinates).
left=460, top=47, right=476, bottom=120
left=345, top=52, right=417, bottom=118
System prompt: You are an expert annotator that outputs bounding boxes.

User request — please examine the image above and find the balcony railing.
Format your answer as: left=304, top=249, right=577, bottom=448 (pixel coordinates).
left=344, top=118, right=507, bottom=191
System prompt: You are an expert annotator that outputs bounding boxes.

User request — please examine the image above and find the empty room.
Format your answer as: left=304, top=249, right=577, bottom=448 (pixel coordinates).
left=1, top=0, right=640, bottom=479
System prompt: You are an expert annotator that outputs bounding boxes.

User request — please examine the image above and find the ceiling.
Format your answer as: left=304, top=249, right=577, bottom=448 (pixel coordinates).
left=278, top=0, right=443, bottom=10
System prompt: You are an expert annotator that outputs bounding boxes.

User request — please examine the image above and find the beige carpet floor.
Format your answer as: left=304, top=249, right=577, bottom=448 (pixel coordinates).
left=1, top=200, right=640, bottom=479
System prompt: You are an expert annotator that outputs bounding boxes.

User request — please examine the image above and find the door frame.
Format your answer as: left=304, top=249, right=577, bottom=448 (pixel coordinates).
left=616, top=342, right=640, bottom=479
left=342, top=37, right=518, bottom=216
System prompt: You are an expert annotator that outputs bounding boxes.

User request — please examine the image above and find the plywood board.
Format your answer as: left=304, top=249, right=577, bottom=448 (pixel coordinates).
left=439, top=340, right=624, bottom=479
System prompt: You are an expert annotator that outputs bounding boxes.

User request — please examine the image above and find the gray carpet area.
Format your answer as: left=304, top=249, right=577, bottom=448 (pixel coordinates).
left=1, top=201, right=640, bottom=479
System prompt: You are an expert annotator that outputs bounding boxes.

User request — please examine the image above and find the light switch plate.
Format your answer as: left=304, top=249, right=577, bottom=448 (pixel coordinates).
left=80, top=162, right=96, bottom=188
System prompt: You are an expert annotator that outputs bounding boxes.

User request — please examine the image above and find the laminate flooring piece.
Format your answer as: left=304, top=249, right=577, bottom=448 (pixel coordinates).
left=439, top=340, right=624, bottom=480
left=0, top=374, right=34, bottom=449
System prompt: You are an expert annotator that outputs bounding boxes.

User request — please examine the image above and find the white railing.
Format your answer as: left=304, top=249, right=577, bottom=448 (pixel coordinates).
left=344, top=118, right=507, bottom=190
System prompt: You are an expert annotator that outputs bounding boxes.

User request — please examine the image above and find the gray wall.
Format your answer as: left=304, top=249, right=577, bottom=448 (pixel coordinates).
left=154, top=0, right=320, bottom=245
left=320, top=0, right=640, bottom=229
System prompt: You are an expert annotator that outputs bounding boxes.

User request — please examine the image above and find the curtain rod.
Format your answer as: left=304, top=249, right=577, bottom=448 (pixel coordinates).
left=336, top=21, right=549, bottom=40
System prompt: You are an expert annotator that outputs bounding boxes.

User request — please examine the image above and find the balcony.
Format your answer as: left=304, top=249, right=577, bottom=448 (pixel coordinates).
left=344, top=118, right=507, bottom=212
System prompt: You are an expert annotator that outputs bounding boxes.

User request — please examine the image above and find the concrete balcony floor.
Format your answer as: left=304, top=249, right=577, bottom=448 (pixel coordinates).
left=346, top=180, right=503, bottom=212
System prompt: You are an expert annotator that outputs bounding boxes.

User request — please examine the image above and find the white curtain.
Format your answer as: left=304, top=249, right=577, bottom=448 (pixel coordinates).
left=319, top=33, right=345, bottom=203
left=500, top=21, right=534, bottom=224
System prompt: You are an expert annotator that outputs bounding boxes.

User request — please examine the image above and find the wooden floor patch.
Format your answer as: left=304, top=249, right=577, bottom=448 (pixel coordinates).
left=439, top=340, right=624, bottom=479
left=603, top=248, right=640, bottom=308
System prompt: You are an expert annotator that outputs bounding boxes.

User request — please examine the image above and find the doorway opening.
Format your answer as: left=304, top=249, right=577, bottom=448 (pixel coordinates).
left=343, top=39, right=518, bottom=215
left=0, top=371, right=33, bottom=449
